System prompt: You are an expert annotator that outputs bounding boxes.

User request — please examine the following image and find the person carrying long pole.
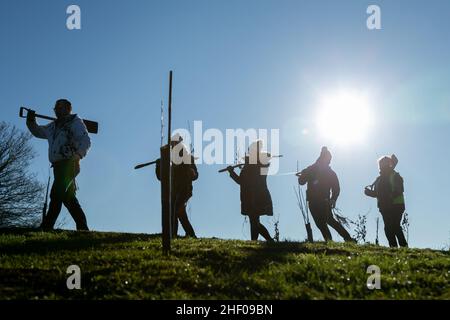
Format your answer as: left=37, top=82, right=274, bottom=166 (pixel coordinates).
left=24, top=99, right=92, bottom=231
left=223, top=140, right=274, bottom=242
left=155, top=134, right=198, bottom=238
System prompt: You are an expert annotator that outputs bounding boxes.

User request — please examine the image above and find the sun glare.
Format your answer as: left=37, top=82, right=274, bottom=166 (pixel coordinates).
left=316, top=90, right=374, bottom=145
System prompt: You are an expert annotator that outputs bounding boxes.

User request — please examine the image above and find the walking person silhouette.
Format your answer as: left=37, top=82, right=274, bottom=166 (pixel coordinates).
left=155, top=134, right=198, bottom=238
left=26, top=99, right=91, bottom=231
left=364, top=155, right=408, bottom=248
left=297, top=147, right=354, bottom=242
left=226, top=140, right=274, bottom=242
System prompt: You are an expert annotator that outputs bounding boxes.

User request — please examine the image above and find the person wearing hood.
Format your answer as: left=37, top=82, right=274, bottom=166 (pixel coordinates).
left=26, top=99, right=91, bottom=231
left=297, top=147, right=353, bottom=242
left=364, top=155, right=407, bottom=247
left=226, top=140, right=274, bottom=242
left=155, top=134, right=198, bottom=238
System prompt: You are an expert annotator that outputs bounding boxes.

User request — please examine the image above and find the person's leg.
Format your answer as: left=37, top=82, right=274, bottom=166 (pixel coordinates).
left=255, top=216, right=273, bottom=241
left=41, top=167, right=65, bottom=230
left=64, top=195, right=88, bottom=231
left=395, top=228, right=408, bottom=247
left=169, top=194, right=179, bottom=238
left=171, top=208, right=179, bottom=238
left=327, top=208, right=353, bottom=241
left=381, top=211, right=398, bottom=247
left=177, top=203, right=196, bottom=238
left=309, top=201, right=332, bottom=241
left=258, top=223, right=273, bottom=242
left=41, top=189, right=63, bottom=230
left=54, top=160, right=89, bottom=231
left=249, top=215, right=259, bottom=240
left=393, top=207, right=408, bottom=247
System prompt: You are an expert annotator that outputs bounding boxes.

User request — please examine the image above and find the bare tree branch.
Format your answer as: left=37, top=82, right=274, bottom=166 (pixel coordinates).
left=0, top=122, right=43, bottom=228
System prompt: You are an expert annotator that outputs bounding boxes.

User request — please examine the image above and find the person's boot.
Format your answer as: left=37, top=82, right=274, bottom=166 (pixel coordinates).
left=183, top=223, right=197, bottom=238
left=39, top=220, right=55, bottom=232
left=66, top=198, right=89, bottom=231
left=258, top=224, right=274, bottom=242
left=37, top=224, right=53, bottom=232
left=396, top=230, right=408, bottom=248
left=77, top=225, right=89, bottom=232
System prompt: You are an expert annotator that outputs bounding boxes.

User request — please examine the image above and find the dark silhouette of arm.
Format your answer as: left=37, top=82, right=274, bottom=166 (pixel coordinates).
left=228, top=168, right=240, bottom=185
left=155, top=159, right=161, bottom=181
left=392, top=173, right=404, bottom=197
left=364, top=178, right=378, bottom=198
left=71, top=116, right=91, bottom=159
left=298, top=166, right=312, bottom=185
left=364, top=188, right=377, bottom=198
left=330, top=170, right=340, bottom=201
left=190, top=158, right=199, bottom=181
left=26, top=112, right=50, bottom=139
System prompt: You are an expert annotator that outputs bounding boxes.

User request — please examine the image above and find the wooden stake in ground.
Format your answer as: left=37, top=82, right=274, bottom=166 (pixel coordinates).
left=160, top=71, right=173, bottom=254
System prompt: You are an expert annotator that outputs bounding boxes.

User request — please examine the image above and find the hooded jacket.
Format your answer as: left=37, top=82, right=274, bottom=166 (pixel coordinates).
left=366, top=170, right=405, bottom=212
left=298, top=163, right=340, bottom=203
left=27, top=114, right=91, bottom=164
left=155, top=144, right=198, bottom=198
left=229, top=157, right=273, bottom=217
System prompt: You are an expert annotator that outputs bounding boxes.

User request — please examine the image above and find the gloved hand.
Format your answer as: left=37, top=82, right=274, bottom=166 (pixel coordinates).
left=391, top=154, right=398, bottom=168
left=226, top=165, right=234, bottom=173
left=26, top=109, right=36, bottom=123
left=190, top=168, right=198, bottom=180
left=297, top=171, right=307, bottom=185
left=364, top=187, right=376, bottom=197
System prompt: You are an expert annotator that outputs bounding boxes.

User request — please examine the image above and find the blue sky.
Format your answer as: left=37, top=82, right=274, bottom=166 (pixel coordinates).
left=1, top=0, right=449, bottom=249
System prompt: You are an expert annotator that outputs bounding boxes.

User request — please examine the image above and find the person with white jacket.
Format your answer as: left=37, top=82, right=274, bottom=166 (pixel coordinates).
left=27, top=99, right=91, bottom=231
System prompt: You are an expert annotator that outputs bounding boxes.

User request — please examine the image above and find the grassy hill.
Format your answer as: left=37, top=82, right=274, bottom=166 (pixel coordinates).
left=0, top=229, right=448, bottom=300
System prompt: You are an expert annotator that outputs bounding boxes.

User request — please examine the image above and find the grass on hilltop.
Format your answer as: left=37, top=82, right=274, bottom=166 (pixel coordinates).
left=0, top=228, right=448, bottom=299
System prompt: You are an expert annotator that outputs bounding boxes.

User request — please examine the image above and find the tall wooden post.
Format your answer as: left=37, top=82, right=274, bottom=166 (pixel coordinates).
left=160, top=71, right=173, bottom=254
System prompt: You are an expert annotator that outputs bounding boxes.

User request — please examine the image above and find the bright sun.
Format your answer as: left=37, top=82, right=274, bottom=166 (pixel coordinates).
left=316, top=90, right=374, bottom=145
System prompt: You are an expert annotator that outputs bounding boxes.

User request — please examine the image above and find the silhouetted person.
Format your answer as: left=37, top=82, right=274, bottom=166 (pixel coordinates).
left=365, top=155, right=407, bottom=248
left=156, top=134, right=198, bottom=238
left=298, top=147, right=353, bottom=242
left=227, top=140, right=274, bottom=242
left=26, top=99, right=91, bottom=231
